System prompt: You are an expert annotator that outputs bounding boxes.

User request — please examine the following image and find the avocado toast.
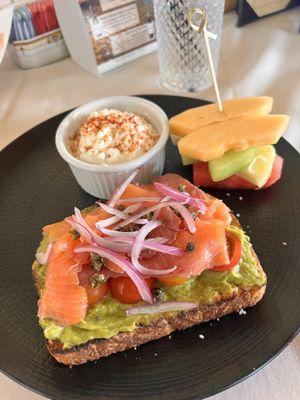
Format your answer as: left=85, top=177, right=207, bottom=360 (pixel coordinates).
left=32, top=173, right=266, bottom=366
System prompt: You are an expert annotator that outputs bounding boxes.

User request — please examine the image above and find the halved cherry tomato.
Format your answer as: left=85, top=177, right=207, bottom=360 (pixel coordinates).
left=78, top=264, right=108, bottom=306
left=85, top=283, right=108, bottom=306
left=213, top=231, right=242, bottom=272
left=109, top=277, right=154, bottom=304
left=157, top=276, right=188, bottom=287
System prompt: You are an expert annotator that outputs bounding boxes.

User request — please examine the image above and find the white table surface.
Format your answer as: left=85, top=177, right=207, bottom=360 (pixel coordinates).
left=0, top=10, right=299, bottom=400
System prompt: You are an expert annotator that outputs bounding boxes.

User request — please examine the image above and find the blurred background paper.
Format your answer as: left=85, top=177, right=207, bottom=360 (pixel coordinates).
left=0, top=4, right=13, bottom=65
left=237, top=0, right=300, bottom=25
left=246, top=0, right=294, bottom=16
left=53, top=0, right=156, bottom=77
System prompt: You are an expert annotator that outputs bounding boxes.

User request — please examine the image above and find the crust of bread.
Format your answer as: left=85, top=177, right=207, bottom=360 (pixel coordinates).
left=33, top=215, right=266, bottom=366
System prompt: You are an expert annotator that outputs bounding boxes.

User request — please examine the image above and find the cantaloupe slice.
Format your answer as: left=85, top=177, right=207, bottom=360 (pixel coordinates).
left=178, top=115, right=290, bottom=162
left=169, top=97, right=273, bottom=142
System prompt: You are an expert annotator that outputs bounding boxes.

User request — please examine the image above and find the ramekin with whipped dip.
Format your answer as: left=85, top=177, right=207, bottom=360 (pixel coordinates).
left=55, top=96, right=169, bottom=199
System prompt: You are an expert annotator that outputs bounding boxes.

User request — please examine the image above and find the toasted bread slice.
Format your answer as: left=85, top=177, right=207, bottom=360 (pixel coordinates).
left=47, top=285, right=264, bottom=366
left=33, top=216, right=266, bottom=366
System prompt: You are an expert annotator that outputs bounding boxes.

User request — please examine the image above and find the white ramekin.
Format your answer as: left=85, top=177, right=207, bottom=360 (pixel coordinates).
left=55, top=96, right=169, bottom=199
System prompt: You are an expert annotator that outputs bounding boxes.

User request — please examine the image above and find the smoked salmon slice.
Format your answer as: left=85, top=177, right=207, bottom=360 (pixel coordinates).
left=43, top=220, right=70, bottom=242
left=149, top=206, right=182, bottom=244
left=38, top=254, right=88, bottom=326
left=155, top=173, right=232, bottom=226
left=200, top=197, right=232, bottom=226
left=38, top=232, right=89, bottom=326
left=155, top=174, right=206, bottom=201
left=83, top=207, right=110, bottom=233
left=43, top=207, right=109, bottom=245
left=121, top=183, right=159, bottom=203
left=142, top=219, right=229, bottom=278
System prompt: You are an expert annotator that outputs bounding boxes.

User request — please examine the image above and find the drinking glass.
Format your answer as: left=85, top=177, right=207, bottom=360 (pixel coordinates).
left=153, top=0, right=225, bottom=92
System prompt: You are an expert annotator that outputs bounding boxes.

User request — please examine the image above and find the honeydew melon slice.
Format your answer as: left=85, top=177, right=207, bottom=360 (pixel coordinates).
left=208, top=148, right=256, bottom=182
left=238, top=145, right=276, bottom=188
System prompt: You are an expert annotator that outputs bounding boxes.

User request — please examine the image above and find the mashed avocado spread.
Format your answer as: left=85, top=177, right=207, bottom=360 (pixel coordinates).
left=33, top=225, right=266, bottom=349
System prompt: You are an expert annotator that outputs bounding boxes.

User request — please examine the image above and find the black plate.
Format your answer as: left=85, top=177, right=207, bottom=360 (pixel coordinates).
left=0, top=95, right=299, bottom=400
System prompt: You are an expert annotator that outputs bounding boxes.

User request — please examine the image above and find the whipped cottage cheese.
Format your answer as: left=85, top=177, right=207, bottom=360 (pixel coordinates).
left=69, top=109, right=159, bottom=165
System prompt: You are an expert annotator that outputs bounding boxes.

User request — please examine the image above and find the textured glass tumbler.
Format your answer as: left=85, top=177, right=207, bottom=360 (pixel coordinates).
left=153, top=0, right=225, bottom=93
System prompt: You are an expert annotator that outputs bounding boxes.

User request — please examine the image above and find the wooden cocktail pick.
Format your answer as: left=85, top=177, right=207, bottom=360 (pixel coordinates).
left=189, top=8, right=223, bottom=112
